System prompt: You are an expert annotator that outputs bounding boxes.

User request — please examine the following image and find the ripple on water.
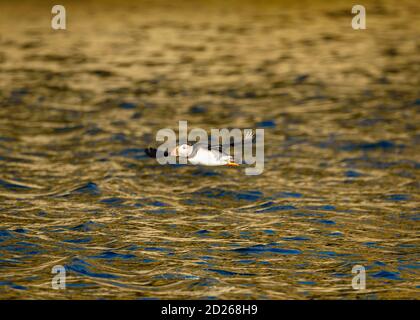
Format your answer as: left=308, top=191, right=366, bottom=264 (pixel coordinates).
left=0, top=281, right=27, bottom=290
left=153, top=273, right=200, bottom=280
left=100, top=197, right=125, bottom=206
left=258, top=205, right=298, bottom=213
left=65, top=258, right=120, bottom=279
left=70, top=182, right=101, bottom=196
left=233, top=244, right=301, bottom=255
left=0, top=179, right=31, bottom=191
left=372, top=270, right=402, bottom=281
left=192, top=187, right=263, bottom=202
left=90, top=251, right=136, bottom=260
left=386, top=194, right=410, bottom=201
left=319, top=139, right=403, bottom=152
left=205, top=269, right=256, bottom=277
left=70, top=221, right=103, bottom=232
left=113, top=148, right=147, bottom=160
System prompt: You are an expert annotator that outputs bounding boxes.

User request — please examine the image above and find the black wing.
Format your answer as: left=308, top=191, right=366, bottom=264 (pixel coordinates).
left=144, top=147, right=168, bottom=158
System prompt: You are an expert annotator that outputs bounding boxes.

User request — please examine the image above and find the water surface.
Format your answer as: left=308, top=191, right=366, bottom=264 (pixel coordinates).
left=0, top=0, right=419, bottom=299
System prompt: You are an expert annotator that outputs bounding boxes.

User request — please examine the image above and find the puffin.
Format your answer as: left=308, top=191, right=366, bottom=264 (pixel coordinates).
left=145, top=131, right=254, bottom=167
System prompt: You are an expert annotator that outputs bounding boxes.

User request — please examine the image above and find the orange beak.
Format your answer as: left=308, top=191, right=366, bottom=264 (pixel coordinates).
left=170, top=146, right=178, bottom=156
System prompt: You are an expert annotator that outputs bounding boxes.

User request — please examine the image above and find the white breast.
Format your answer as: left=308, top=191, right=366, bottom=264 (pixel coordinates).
left=188, top=148, right=231, bottom=166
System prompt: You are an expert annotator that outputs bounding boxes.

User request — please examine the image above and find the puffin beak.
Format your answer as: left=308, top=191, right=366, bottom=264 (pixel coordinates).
left=170, top=146, right=178, bottom=156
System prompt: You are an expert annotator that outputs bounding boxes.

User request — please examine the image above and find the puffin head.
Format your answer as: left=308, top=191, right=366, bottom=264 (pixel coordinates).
left=170, top=144, right=193, bottom=157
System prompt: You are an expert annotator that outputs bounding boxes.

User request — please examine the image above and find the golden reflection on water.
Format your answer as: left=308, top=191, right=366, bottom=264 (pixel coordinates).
left=0, top=0, right=419, bottom=299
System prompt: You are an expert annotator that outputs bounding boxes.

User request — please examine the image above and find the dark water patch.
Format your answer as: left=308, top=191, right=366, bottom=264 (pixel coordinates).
left=0, top=179, right=31, bottom=191
left=386, top=194, right=410, bottom=201
left=85, top=126, right=104, bottom=136
left=256, top=204, right=297, bottom=213
left=192, top=169, right=220, bottom=177
left=8, top=88, right=29, bottom=105
left=205, top=268, right=256, bottom=277
left=263, top=230, right=275, bottom=235
left=398, top=263, right=420, bottom=271
left=70, top=182, right=100, bottom=196
left=328, top=232, right=343, bottom=237
left=195, top=261, right=211, bottom=266
left=145, top=209, right=177, bottom=214
left=113, top=148, right=147, bottom=160
left=233, top=244, right=301, bottom=255
left=53, top=125, right=84, bottom=134
left=343, top=140, right=401, bottom=151
left=65, top=258, right=120, bottom=279
left=397, top=243, right=416, bottom=248
left=119, top=102, right=137, bottom=109
left=364, top=242, right=382, bottom=248
left=143, top=247, right=172, bottom=253
left=345, top=170, right=363, bottom=177
left=282, top=236, right=310, bottom=241
left=189, top=104, right=208, bottom=114
left=0, top=136, right=17, bottom=142
left=293, top=212, right=325, bottom=217
left=256, top=120, right=276, bottom=128
left=149, top=201, right=169, bottom=207
left=276, top=192, right=302, bottom=198
left=90, top=69, right=113, bottom=77
left=341, top=156, right=405, bottom=170
left=412, top=98, right=420, bottom=106
left=306, top=205, right=336, bottom=211
left=141, top=258, right=156, bottom=263
left=100, top=197, right=125, bottom=206
left=0, top=230, right=15, bottom=240
left=195, top=230, right=210, bottom=236
left=63, top=237, right=92, bottom=244
left=90, top=251, right=136, bottom=260
left=237, top=259, right=255, bottom=264
left=372, top=270, right=402, bottom=280
left=319, top=139, right=403, bottom=152
left=298, top=281, right=316, bottom=285
left=131, top=112, right=142, bottom=119
left=3, top=241, right=42, bottom=255
left=316, top=251, right=345, bottom=257
left=0, top=281, right=27, bottom=290
left=13, top=228, right=27, bottom=234
left=294, top=74, right=310, bottom=84
left=192, top=187, right=263, bottom=202
left=332, top=272, right=351, bottom=278
left=399, top=212, right=420, bottom=221
left=133, top=198, right=170, bottom=207
left=153, top=273, right=199, bottom=280
left=312, top=219, right=336, bottom=225
left=358, top=118, right=385, bottom=126
left=64, top=258, right=120, bottom=279
left=110, top=133, right=128, bottom=142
